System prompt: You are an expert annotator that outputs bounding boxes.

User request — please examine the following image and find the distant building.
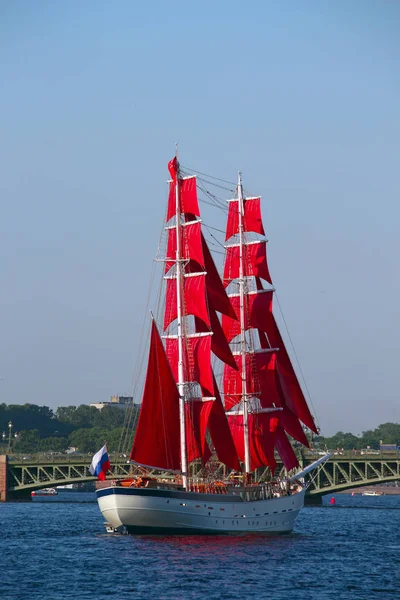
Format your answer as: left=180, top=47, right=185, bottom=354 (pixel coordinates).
left=90, top=395, right=133, bottom=411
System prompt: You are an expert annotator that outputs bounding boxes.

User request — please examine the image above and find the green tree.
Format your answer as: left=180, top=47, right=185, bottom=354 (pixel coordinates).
left=374, top=423, right=400, bottom=445
left=92, top=406, right=128, bottom=429
left=14, top=429, right=42, bottom=453
left=56, top=405, right=97, bottom=428
left=68, top=426, right=124, bottom=453
left=316, top=431, right=361, bottom=450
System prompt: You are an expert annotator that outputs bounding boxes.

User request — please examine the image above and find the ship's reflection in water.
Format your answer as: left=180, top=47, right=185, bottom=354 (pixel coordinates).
left=134, top=531, right=300, bottom=560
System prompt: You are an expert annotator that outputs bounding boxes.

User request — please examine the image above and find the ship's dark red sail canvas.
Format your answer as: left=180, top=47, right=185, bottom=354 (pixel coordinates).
left=222, top=290, right=273, bottom=342
left=95, top=158, right=328, bottom=537
left=130, top=320, right=181, bottom=471
left=225, top=196, right=265, bottom=241
left=132, top=157, right=317, bottom=480
left=224, top=240, right=272, bottom=286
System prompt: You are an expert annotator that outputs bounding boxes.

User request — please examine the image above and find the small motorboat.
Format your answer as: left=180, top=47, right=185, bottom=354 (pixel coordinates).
left=31, top=488, right=58, bottom=498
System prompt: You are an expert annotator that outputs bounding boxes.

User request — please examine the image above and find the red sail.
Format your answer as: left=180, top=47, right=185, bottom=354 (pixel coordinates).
left=195, top=306, right=237, bottom=370
left=225, top=197, right=265, bottom=241
left=201, top=234, right=237, bottom=319
left=199, top=400, right=215, bottom=459
left=185, top=401, right=212, bottom=465
left=166, top=334, right=214, bottom=396
left=207, top=382, right=241, bottom=471
left=274, top=425, right=299, bottom=471
left=268, top=317, right=317, bottom=433
left=222, top=290, right=273, bottom=342
left=167, top=176, right=200, bottom=222
left=228, top=413, right=279, bottom=471
left=130, top=320, right=181, bottom=471
left=280, top=406, right=310, bottom=447
left=223, top=351, right=281, bottom=410
left=164, top=274, right=210, bottom=330
left=168, top=157, right=178, bottom=181
left=165, top=221, right=204, bottom=274
left=224, top=240, right=272, bottom=287
left=255, top=277, right=317, bottom=434
left=224, top=352, right=310, bottom=446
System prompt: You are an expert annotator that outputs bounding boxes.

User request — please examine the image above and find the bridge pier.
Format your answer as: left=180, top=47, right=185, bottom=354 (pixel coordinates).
left=8, top=488, right=32, bottom=502
left=305, top=494, right=323, bottom=506
left=0, top=455, right=8, bottom=502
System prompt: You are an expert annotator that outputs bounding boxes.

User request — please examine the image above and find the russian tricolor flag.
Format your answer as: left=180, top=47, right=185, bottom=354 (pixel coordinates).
left=89, top=445, right=111, bottom=481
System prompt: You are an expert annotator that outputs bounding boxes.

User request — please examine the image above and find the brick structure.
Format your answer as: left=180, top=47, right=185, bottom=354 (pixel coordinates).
left=0, top=455, right=8, bottom=502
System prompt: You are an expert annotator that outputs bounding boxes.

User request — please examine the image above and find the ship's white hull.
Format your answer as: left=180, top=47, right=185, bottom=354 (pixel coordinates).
left=96, top=486, right=305, bottom=534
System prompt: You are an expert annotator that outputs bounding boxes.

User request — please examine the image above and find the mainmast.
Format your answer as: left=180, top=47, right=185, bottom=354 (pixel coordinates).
left=237, top=172, right=251, bottom=477
left=175, top=160, right=188, bottom=490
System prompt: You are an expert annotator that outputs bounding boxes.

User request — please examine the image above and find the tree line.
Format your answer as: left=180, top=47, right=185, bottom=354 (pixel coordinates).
left=0, top=403, right=138, bottom=454
left=1, top=403, right=399, bottom=455
left=315, top=422, right=400, bottom=451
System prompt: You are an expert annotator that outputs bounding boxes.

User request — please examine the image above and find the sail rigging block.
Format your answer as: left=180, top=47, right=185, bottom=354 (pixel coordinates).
left=130, top=320, right=181, bottom=471
left=223, top=240, right=272, bottom=286
left=225, top=197, right=265, bottom=241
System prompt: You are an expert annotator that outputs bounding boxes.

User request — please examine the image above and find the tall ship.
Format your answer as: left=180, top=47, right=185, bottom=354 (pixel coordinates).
left=96, top=155, right=329, bottom=534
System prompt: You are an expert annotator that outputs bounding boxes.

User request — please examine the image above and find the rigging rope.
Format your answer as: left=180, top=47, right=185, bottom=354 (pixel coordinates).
left=118, top=195, right=170, bottom=456
left=274, top=291, right=321, bottom=432
left=181, top=164, right=237, bottom=187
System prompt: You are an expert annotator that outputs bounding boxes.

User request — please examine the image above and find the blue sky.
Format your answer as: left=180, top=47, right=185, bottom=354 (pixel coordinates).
left=0, top=1, right=399, bottom=435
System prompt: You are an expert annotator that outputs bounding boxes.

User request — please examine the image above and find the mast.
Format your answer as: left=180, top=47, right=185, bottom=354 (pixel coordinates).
left=237, top=172, right=251, bottom=477
left=175, top=160, right=188, bottom=489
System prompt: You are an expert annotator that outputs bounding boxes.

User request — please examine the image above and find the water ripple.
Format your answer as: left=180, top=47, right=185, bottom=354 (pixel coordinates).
left=1, top=492, right=399, bottom=599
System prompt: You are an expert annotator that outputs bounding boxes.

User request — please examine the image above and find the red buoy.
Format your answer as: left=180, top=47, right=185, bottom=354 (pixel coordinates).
left=330, top=497, right=336, bottom=505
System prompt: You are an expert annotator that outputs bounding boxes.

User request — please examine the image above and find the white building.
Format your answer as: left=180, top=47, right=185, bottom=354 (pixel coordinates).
left=90, top=395, right=133, bottom=411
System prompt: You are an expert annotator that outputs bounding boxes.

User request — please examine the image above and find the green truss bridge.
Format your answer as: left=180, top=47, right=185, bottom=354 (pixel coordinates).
left=1, top=453, right=399, bottom=502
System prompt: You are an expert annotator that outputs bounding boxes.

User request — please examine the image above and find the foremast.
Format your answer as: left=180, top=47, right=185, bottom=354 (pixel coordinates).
left=237, top=172, right=251, bottom=477
left=174, top=159, right=188, bottom=490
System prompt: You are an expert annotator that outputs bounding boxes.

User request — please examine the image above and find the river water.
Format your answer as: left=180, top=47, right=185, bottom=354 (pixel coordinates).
left=1, top=492, right=399, bottom=600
